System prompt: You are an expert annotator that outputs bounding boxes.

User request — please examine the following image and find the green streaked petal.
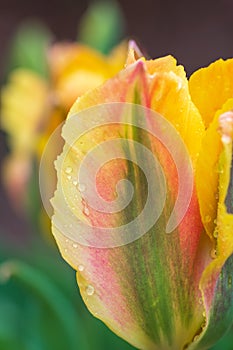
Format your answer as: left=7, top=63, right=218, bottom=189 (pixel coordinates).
left=52, top=54, right=206, bottom=349
left=186, top=254, right=233, bottom=350
left=0, top=260, right=88, bottom=350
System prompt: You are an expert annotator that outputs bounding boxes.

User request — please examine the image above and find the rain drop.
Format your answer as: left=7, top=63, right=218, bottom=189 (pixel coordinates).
left=78, top=183, right=86, bottom=192
left=72, top=243, right=78, bottom=248
left=84, top=206, right=90, bottom=216
left=86, top=285, right=95, bottom=296
left=67, top=175, right=71, bottom=180
left=73, top=180, right=78, bottom=186
left=65, top=166, right=72, bottom=174
left=204, top=215, right=211, bottom=223
left=78, top=265, right=84, bottom=272
left=210, top=248, right=217, bottom=259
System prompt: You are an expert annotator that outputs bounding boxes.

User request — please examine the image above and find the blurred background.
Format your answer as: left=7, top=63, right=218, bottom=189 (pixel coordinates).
left=1, top=0, right=233, bottom=349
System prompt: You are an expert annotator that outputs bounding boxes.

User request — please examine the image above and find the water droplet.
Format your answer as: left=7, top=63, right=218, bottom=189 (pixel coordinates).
left=67, top=175, right=71, bottom=180
left=64, top=248, right=68, bottom=253
left=193, top=335, right=199, bottom=342
left=210, top=248, right=217, bottom=259
left=204, top=215, right=211, bottom=223
left=65, top=166, right=72, bottom=174
left=72, top=243, right=78, bottom=248
left=78, top=183, right=86, bottom=192
left=218, top=167, right=224, bottom=174
left=65, top=239, right=69, bottom=243
left=198, top=298, right=203, bottom=305
left=86, top=285, right=95, bottom=296
left=83, top=206, right=90, bottom=216
left=213, top=230, right=218, bottom=239
left=78, top=265, right=84, bottom=272
left=73, top=180, right=78, bottom=186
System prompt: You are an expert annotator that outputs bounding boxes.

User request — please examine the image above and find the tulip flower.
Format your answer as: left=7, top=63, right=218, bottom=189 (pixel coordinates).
left=50, top=41, right=233, bottom=350
left=1, top=38, right=127, bottom=211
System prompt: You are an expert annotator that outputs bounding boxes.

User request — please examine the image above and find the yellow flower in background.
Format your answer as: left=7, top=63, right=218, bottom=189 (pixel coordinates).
left=49, top=42, right=127, bottom=109
left=1, top=41, right=127, bottom=210
left=1, top=69, right=49, bottom=209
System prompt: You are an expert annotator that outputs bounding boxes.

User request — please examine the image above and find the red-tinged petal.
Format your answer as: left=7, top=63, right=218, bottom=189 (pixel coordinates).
left=51, top=56, right=207, bottom=349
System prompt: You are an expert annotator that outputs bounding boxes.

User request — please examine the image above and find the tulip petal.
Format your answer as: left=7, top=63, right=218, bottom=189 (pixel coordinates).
left=52, top=55, right=206, bottom=349
left=188, top=100, right=233, bottom=349
left=195, top=99, right=233, bottom=239
left=48, top=42, right=127, bottom=109
left=186, top=254, right=233, bottom=350
left=189, top=58, right=233, bottom=127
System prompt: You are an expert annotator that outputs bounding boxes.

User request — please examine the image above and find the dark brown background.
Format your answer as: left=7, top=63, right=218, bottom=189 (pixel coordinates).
left=1, top=0, right=233, bottom=242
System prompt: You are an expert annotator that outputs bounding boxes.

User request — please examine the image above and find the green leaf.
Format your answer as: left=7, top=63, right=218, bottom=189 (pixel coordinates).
left=211, top=326, right=233, bottom=350
left=78, top=0, right=124, bottom=54
left=0, top=260, right=88, bottom=350
left=6, top=21, right=52, bottom=79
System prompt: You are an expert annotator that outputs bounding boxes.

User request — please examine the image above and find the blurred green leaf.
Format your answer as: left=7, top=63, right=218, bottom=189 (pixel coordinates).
left=6, top=21, right=52, bottom=79
left=78, top=0, right=125, bottom=54
left=211, top=327, right=233, bottom=350
left=0, top=260, right=88, bottom=350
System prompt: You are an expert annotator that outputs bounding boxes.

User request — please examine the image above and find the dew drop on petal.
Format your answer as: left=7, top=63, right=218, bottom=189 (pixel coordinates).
left=210, top=248, right=217, bottom=259
left=86, top=285, right=95, bottom=296
left=83, top=206, right=90, bottom=216
left=73, top=180, right=78, bottom=186
left=78, top=265, right=84, bottom=272
left=204, top=215, right=211, bottom=223
left=78, top=183, right=86, bottom=192
left=72, top=243, right=78, bottom=248
left=65, top=167, right=72, bottom=174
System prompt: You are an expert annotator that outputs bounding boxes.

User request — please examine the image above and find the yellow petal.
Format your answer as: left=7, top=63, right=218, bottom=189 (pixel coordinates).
left=49, top=42, right=127, bottom=110
left=197, top=102, right=233, bottom=317
left=1, top=69, right=48, bottom=153
left=196, top=98, right=233, bottom=239
left=189, top=58, right=233, bottom=127
left=149, top=70, right=204, bottom=166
